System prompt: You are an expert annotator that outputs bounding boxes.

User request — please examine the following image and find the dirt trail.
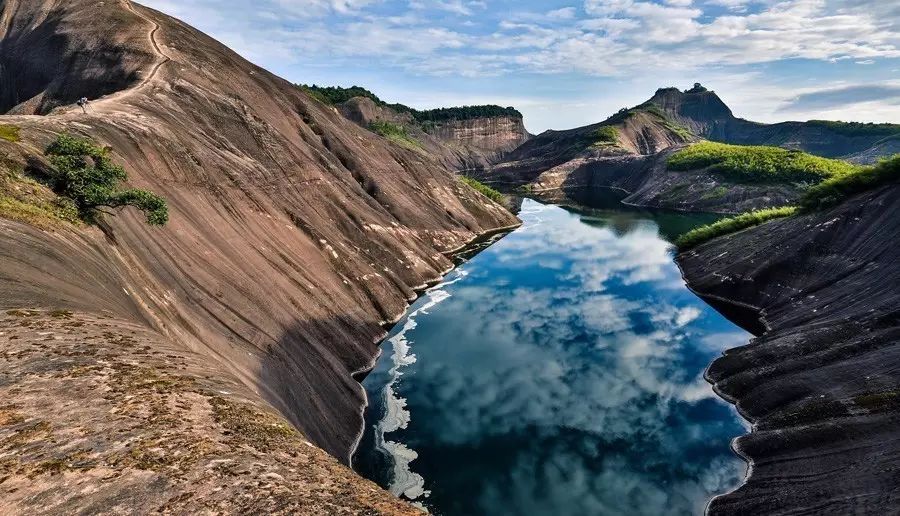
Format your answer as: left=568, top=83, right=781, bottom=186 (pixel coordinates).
left=91, top=0, right=171, bottom=111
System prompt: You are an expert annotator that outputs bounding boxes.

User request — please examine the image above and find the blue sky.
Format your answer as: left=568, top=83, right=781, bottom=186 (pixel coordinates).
left=142, top=0, right=899, bottom=133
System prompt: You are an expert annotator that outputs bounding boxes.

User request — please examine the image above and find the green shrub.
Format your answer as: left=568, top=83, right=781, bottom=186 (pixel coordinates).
left=806, top=120, right=900, bottom=138
left=368, top=121, right=422, bottom=150
left=297, top=84, right=522, bottom=122
left=460, top=176, right=504, bottom=203
left=44, top=134, right=168, bottom=225
left=592, top=126, right=619, bottom=146
left=801, top=154, right=900, bottom=211
left=0, top=124, right=20, bottom=142
left=675, top=206, right=798, bottom=251
left=668, top=141, right=859, bottom=184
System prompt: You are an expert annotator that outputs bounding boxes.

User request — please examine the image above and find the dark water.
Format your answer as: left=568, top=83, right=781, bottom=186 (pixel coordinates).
left=354, top=195, right=749, bottom=516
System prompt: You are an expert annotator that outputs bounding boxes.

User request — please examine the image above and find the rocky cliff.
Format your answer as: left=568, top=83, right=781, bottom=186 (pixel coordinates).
left=0, top=0, right=517, bottom=512
left=677, top=184, right=900, bottom=514
left=650, top=85, right=899, bottom=162
left=485, top=84, right=897, bottom=212
left=337, top=96, right=530, bottom=173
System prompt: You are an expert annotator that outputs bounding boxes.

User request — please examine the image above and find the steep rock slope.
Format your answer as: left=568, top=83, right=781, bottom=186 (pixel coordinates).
left=0, top=0, right=516, bottom=510
left=651, top=85, right=899, bottom=162
left=487, top=84, right=896, bottom=212
left=338, top=96, right=530, bottom=172
left=678, top=184, right=900, bottom=514
left=520, top=149, right=799, bottom=214
left=484, top=109, right=694, bottom=188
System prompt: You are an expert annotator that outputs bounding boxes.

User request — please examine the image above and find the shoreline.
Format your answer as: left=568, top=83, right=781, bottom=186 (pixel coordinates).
left=346, top=221, right=521, bottom=467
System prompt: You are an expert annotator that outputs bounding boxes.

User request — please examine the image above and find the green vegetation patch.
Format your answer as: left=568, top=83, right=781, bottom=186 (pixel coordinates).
left=675, top=206, right=798, bottom=251
left=298, top=84, right=522, bottom=122
left=592, top=126, right=619, bottom=146
left=0, top=154, right=80, bottom=228
left=368, top=121, right=423, bottom=151
left=44, top=134, right=169, bottom=225
left=460, top=176, right=504, bottom=203
left=0, top=124, right=21, bottom=142
left=806, top=120, right=900, bottom=138
left=210, top=397, right=299, bottom=452
left=801, top=154, right=900, bottom=211
left=668, top=141, right=859, bottom=184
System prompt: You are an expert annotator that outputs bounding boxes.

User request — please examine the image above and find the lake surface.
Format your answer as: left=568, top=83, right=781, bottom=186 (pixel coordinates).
left=354, top=195, right=749, bottom=516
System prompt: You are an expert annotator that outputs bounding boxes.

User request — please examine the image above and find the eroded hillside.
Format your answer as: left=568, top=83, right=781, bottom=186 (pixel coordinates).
left=0, top=0, right=517, bottom=511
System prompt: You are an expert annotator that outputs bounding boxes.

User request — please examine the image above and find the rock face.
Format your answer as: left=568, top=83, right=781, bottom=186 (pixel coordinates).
left=485, top=84, right=897, bottom=212
left=677, top=184, right=900, bottom=514
left=520, top=149, right=799, bottom=214
left=0, top=0, right=516, bottom=511
left=650, top=86, right=899, bottom=162
left=337, top=97, right=530, bottom=173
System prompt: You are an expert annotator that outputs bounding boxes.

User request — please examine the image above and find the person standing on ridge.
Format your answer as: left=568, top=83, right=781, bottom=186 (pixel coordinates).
left=76, top=97, right=90, bottom=113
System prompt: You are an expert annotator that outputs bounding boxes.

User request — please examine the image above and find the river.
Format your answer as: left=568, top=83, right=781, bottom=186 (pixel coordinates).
left=354, top=194, right=749, bottom=515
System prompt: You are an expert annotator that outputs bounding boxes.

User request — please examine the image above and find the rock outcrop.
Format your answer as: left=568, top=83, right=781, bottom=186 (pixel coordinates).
left=0, top=0, right=517, bottom=511
left=677, top=184, right=900, bottom=514
left=336, top=97, right=530, bottom=173
left=650, top=85, right=899, bottom=162
left=485, top=84, right=897, bottom=212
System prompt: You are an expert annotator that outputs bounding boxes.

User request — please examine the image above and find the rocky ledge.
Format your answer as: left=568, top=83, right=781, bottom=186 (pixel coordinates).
left=678, top=184, right=900, bottom=514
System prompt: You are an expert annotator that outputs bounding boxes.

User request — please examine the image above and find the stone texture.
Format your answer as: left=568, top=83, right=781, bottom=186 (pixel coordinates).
left=678, top=184, right=900, bottom=515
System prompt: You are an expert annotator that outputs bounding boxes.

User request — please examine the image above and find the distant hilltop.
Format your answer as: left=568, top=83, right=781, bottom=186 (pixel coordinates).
left=298, top=84, right=523, bottom=122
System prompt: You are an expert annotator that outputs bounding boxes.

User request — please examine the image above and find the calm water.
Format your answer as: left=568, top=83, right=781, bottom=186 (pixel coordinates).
left=354, top=195, right=749, bottom=516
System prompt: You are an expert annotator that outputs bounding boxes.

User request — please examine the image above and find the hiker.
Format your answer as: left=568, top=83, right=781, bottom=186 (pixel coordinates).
left=76, top=97, right=89, bottom=113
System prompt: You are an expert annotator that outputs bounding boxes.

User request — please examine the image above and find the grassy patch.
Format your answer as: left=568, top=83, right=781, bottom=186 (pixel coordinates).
left=806, top=120, right=900, bottom=138
left=675, top=206, right=797, bottom=251
left=0, top=125, right=20, bottom=142
left=368, top=121, right=423, bottom=151
left=591, top=126, right=619, bottom=147
left=460, top=176, right=504, bottom=203
left=210, top=397, right=298, bottom=452
left=700, top=186, right=729, bottom=200
left=0, top=157, right=81, bottom=229
left=668, top=141, right=859, bottom=184
left=854, top=390, right=900, bottom=411
left=801, top=154, right=900, bottom=211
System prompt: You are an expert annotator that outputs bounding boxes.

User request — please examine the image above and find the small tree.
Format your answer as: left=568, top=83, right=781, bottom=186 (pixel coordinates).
left=45, top=134, right=168, bottom=225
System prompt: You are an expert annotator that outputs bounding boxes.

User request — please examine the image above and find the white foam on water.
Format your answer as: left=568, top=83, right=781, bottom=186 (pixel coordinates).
left=374, top=270, right=468, bottom=502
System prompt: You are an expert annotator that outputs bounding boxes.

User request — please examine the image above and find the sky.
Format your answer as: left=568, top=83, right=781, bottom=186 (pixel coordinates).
left=141, top=0, right=900, bottom=133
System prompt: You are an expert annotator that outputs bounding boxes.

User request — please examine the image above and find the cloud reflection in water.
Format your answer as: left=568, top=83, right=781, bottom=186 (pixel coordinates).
left=355, top=199, right=748, bottom=516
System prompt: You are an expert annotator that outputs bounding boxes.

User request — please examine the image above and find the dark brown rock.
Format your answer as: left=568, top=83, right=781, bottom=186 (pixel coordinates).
left=677, top=184, right=900, bottom=514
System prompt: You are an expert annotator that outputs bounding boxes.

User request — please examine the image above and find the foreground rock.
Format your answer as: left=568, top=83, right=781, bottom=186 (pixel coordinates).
left=678, top=184, right=900, bottom=514
left=0, top=0, right=516, bottom=511
left=0, top=310, right=418, bottom=515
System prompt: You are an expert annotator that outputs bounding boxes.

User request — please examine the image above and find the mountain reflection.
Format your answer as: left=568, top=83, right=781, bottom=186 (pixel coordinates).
left=355, top=199, right=747, bottom=516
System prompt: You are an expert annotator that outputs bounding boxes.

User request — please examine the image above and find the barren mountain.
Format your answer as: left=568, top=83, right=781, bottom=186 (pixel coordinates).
left=484, top=84, right=898, bottom=213
left=337, top=96, right=530, bottom=173
left=0, top=0, right=516, bottom=512
left=678, top=183, right=900, bottom=515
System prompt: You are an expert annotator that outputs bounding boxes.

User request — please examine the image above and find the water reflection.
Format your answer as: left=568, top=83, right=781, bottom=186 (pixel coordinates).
left=354, top=198, right=748, bottom=516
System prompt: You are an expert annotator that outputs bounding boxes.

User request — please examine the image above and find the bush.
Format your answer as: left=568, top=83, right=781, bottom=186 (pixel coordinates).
left=806, top=120, right=900, bottom=138
left=0, top=124, right=20, bottom=142
left=45, top=134, right=168, bottom=226
left=801, top=154, right=900, bottom=211
left=592, top=126, right=619, bottom=146
left=668, top=141, right=859, bottom=184
left=460, top=176, right=504, bottom=203
left=368, top=121, right=422, bottom=150
left=297, top=84, right=523, bottom=122
left=675, top=206, right=798, bottom=251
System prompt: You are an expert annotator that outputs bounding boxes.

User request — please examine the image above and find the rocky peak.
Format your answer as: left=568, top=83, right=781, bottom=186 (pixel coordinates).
left=648, top=83, right=735, bottom=135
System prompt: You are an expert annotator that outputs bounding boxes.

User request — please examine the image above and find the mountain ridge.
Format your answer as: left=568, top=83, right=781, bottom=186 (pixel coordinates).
left=0, top=0, right=516, bottom=512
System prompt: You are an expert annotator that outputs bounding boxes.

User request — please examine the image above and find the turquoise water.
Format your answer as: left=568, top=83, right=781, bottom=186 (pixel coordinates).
left=354, top=197, right=749, bottom=516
